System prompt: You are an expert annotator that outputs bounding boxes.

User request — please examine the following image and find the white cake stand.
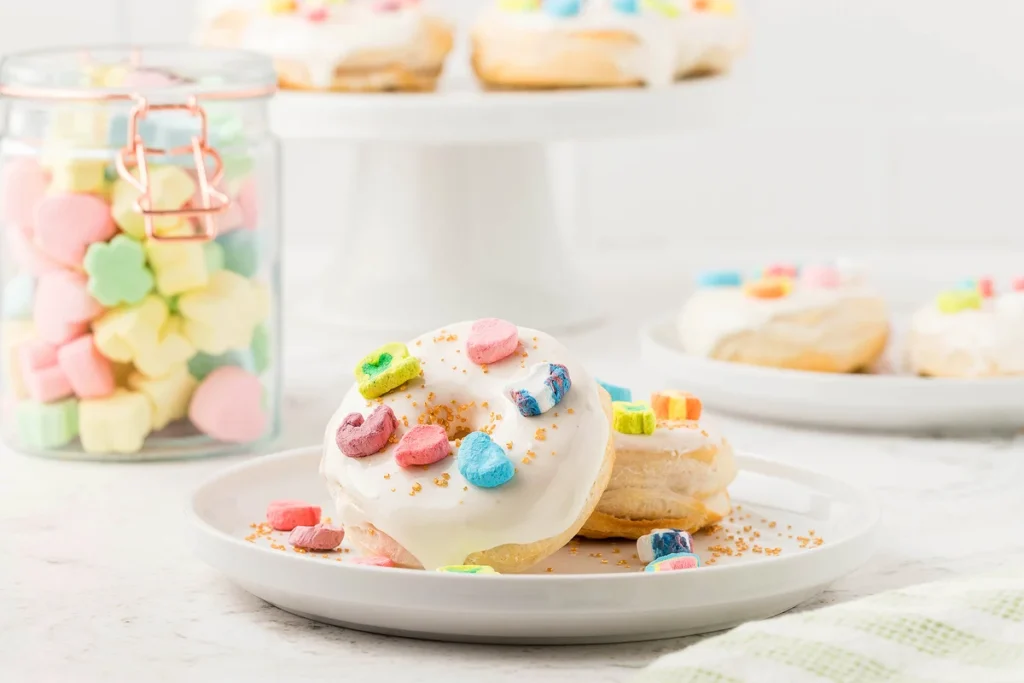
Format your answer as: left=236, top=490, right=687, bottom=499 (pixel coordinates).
left=270, top=78, right=747, bottom=333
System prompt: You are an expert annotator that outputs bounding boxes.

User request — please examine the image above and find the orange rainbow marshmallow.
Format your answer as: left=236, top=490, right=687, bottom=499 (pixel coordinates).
left=651, top=391, right=702, bottom=421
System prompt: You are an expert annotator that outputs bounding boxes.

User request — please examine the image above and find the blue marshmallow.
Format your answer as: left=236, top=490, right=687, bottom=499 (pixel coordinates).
left=637, top=529, right=694, bottom=563
left=611, top=0, right=640, bottom=12
left=506, top=363, right=571, bottom=417
left=458, top=432, right=515, bottom=489
left=597, top=379, right=632, bottom=403
left=698, top=270, right=743, bottom=288
left=544, top=0, right=582, bottom=16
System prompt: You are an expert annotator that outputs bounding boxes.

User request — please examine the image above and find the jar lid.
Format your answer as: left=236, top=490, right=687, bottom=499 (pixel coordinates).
left=0, top=46, right=276, bottom=101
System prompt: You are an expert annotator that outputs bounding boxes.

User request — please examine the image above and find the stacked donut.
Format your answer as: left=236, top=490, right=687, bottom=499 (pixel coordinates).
left=321, top=317, right=734, bottom=573
left=1, top=91, right=273, bottom=455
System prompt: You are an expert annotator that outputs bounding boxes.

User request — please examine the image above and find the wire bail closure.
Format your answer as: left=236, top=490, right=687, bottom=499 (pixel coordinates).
left=115, top=95, right=231, bottom=243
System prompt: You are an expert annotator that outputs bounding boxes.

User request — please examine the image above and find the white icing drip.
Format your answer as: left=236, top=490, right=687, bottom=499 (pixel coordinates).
left=474, top=0, right=746, bottom=86
left=320, top=321, right=610, bottom=571
left=678, top=284, right=885, bottom=357
left=908, top=292, right=1024, bottom=376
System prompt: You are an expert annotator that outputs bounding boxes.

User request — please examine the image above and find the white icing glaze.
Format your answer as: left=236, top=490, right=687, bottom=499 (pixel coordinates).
left=678, top=283, right=886, bottom=357
left=908, top=291, right=1024, bottom=376
left=473, top=0, right=746, bottom=86
left=615, top=418, right=724, bottom=455
left=320, top=321, right=610, bottom=570
left=199, top=0, right=434, bottom=87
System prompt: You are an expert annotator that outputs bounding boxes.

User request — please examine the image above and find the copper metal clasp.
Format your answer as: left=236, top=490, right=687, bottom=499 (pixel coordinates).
left=115, top=95, right=231, bottom=243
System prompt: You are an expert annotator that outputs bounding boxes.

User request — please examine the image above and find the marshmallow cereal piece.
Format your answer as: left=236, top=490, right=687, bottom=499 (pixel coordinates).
left=611, top=0, right=640, bottom=12
left=637, top=529, right=695, bottom=563
left=505, top=362, right=571, bottom=417
left=128, top=365, right=198, bottom=430
left=19, top=340, right=73, bottom=403
left=597, top=379, right=631, bottom=403
left=1, top=157, right=50, bottom=230
left=178, top=271, right=266, bottom=355
left=84, top=235, right=155, bottom=306
left=764, top=263, right=799, bottom=279
left=801, top=265, right=843, bottom=289
left=56, top=335, right=116, bottom=399
left=34, top=193, right=117, bottom=268
left=16, top=398, right=78, bottom=450
left=187, top=349, right=255, bottom=381
left=133, top=317, right=196, bottom=379
left=744, top=277, right=792, bottom=300
left=697, top=270, right=743, bottom=288
left=466, top=317, right=519, bottom=365
left=266, top=500, right=321, bottom=532
left=35, top=270, right=104, bottom=326
left=79, top=389, right=153, bottom=454
left=458, top=431, right=515, bottom=489
left=612, top=401, right=656, bottom=435
left=112, top=166, right=196, bottom=239
left=544, top=0, right=582, bottom=16
left=394, top=424, right=451, bottom=468
left=354, top=342, right=421, bottom=399
left=650, top=390, right=702, bottom=421
left=47, top=159, right=108, bottom=195
left=937, top=290, right=982, bottom=314
left=978, top=277, right=995, bottom=299
left=644, top=552, right=701, bottom=572
left=3, top=321, right=36, bottom=398
left=349, top=556, right=396, bottom=568
left=3, top=274, right=36, bottom=321
left=288, top=524, right=345, bottom=551
left=188, top=366, right=268, bottom=443
left=336, top=405, right=398, bottom=458
left=145, top=239, right=210, bottom=297
left=6, top=223, right=63, bottom=276
left=436, top=565, right=498, bottom=574
left=92, top=295, right=168, bottom=364
left=1013, top=277, right=1024, bottom=293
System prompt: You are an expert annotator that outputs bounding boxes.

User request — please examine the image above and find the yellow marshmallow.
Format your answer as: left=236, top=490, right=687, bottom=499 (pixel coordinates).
left=48, top=105, right=109, bottom=148
left=112, top=166, right=195, bottom=239
left=178, top=271, right=266, bottom=355
left=93, top=295, right=168, bottom=363
left=146, top=239, right=210, bottom=296
left=133, top=317, right=196, bottom=379
left=2, top=321, right=36, bottom=399
left=128, top=365, right=197, bottom=431
left=79, top=389, right=153, bottom=454
left=46, top=158, right=109, bottom=195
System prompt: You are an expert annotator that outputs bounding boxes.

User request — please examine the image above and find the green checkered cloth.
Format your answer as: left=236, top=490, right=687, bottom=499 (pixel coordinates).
left=637, top=569, right=1024, bottom=683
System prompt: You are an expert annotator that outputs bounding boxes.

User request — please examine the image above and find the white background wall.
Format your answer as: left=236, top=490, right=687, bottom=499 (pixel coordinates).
left=2, top=0, right=1023, bottom=280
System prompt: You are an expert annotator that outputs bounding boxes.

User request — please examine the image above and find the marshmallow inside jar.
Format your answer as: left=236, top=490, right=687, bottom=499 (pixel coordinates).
left=320, top=320, right=615, bottom=573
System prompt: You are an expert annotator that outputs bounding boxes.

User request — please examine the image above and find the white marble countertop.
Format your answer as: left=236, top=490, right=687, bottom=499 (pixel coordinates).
left=3, top=275, right=1024, bottom=683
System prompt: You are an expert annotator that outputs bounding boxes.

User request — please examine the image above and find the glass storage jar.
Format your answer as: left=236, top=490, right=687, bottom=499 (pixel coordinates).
left=0, top=47, right=281, bottom=460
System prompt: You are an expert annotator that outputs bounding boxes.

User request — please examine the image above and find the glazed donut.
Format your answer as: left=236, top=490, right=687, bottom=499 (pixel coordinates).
left=197, top=0, right=454, bottom=93
left=678, top=264, right=890, bottom=374
left=471, top=0, right=747, bottom=90
left=320, top=319, right=615, bottom=573
left=580, top=389, right=735, bottom=539
left=907, top=279, right=1024, bottom=378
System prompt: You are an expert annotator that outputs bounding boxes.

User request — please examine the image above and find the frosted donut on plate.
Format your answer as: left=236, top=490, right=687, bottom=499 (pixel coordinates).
left=471, top=0, right=748, bottom=90
left=678, top=264, right=890, bottom=374
left=320, top=319, right=615, bottom=573
left=907, top=279, right=1024, bottom=378
left=197, top=0, right=454, bottom=93
left=580, top=388, right=736, bottom=539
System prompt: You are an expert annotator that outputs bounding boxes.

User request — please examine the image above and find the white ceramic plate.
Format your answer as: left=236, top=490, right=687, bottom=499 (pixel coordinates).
left=641, top=316, right=1024, bottom=434
left=190, top=446, right=879, bottom=644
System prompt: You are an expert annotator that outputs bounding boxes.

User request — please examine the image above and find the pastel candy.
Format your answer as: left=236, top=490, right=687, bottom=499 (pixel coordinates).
left=466, top=318, right=519, bottom=365
left=128, top=365, right=197, bottom=430
left=1, top=158, right=49, bottom=230
left=250, top=324, right=271, bottom=374
left=801, top=265, right=842, bottom=289
left=978, top=277, right=995, bottom=299
left=266, top=499, right=321, bottom=532
left=641, top=0, right=680, bottom=16
left=35, top=271, right=104, bottom=327
left=937, top=290, right=982, bottom=314
left=544, top=0, right=581, bottom=16
left=216, top=229, right=260, bottom=278
left=84, top=235, right=155, bottom=306
left=47, top=159, right=108, bottom=195
left=336, top=405, right=398, bottom=458
left=288, top=524, right=345, bottom=551
left=349, top=556, right=396, bottom=568
left=187, top=349, right=254, bottom=381
left=2, top=321, right=35, bottom=398
left=145, top=239, right=210, bottom=297
left=505, top=362, right=571, bottom=417
left=644, top=552, right=701, bottom=572
left=16, top=398, right=78, bottom=450
left=697, top=270, right=743, bottom=288
left=764, top=263, right=799, bottom=279
left=394, top=424, right=451, bottom=468
left=93, top=295, right=169, bottom=364
left=613, top=401, right=656, bottom=435
left=34, top=193, right=117, bottom=267
left=79, top=389, right=153, bottom=454
left=237, top=178, right=260, bottom=229
left=597, top=379, right=632, bottom=403
left=611, top=0, right=639, bottom=12
left=178, top=271, right=267, bottom=355
left=3, top=275, right=36, bottom=320
left=133, top=317, right=196, bottom=379
left=498, top=0, right=539, bottom=10
left=6, top=225, right=63, bottom=276
left=458, top=431, right=515, bottom=489
left=57, top=335, right=115, bottom=399
left=112, top=166, right=196, bottom=239
left=436, top=565, right=498, bottom=574
left=189, top=366, right=268, bottom=443
left=744, top=278, right=791, bottom=300
left=637, top=529, right=695, bottom=563
left=19, top=340, right=73, bottom=403
left=651, top=390, right=702, bottom=421
left=355, top=342, right=421, bottom=399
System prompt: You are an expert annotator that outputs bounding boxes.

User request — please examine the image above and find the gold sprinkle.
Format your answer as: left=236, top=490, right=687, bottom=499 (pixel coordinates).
left=482, top=401, right=489, bottom=408
left=413, top=482, right=422, bottom=492
left=506, top=441, right=513, bottom=450
left=521, top=457, right=530, bottom=464
left=535, top=428, right=547, bottom=441
left=545, top=567, right=554, bottom=573
left=416, top=340, right=422, bottom=346
left=567, top=408, right=574, bottom=414
left=383, top=473, right=391, bottom=480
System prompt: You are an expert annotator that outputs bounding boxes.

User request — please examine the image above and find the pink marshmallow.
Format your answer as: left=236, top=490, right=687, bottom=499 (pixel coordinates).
left=335, top=405, right=398, bottom=458
left=1, top=157, right=50, bottom=232
left=19, top=340, right=58, bottom=371
left=189, top=366, right=268, bottom=443
left=394, top=424, right=451, bottom=468
left=34, top=193, right=117, bottom=267
left=266, top=500, right=321, bottom=531
left=57, top=335, right=115, bottom=399
left=1014, top=277, right=1024, bottom=293
left=237, top=178, right=259, bottom=230
left=35, top=271, right=104, bottom=324
left=7, top=226, right=62, bottom=276
left=288, top=524, right=344, bottom=551
left=349, top=556, right=396, bottom=568
left=19, top=340, right=73, bottom=402
left=978, top=277, right=995, bottom=299
left=466, top=318, right=519, bottom=365
left=802, top=265, right=842, bottom=289
left=765, top=263, right=799, bottom=279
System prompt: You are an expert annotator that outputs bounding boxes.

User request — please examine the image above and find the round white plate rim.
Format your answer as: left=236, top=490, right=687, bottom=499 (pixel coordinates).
left=190, top=445, right=880, bottom=584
